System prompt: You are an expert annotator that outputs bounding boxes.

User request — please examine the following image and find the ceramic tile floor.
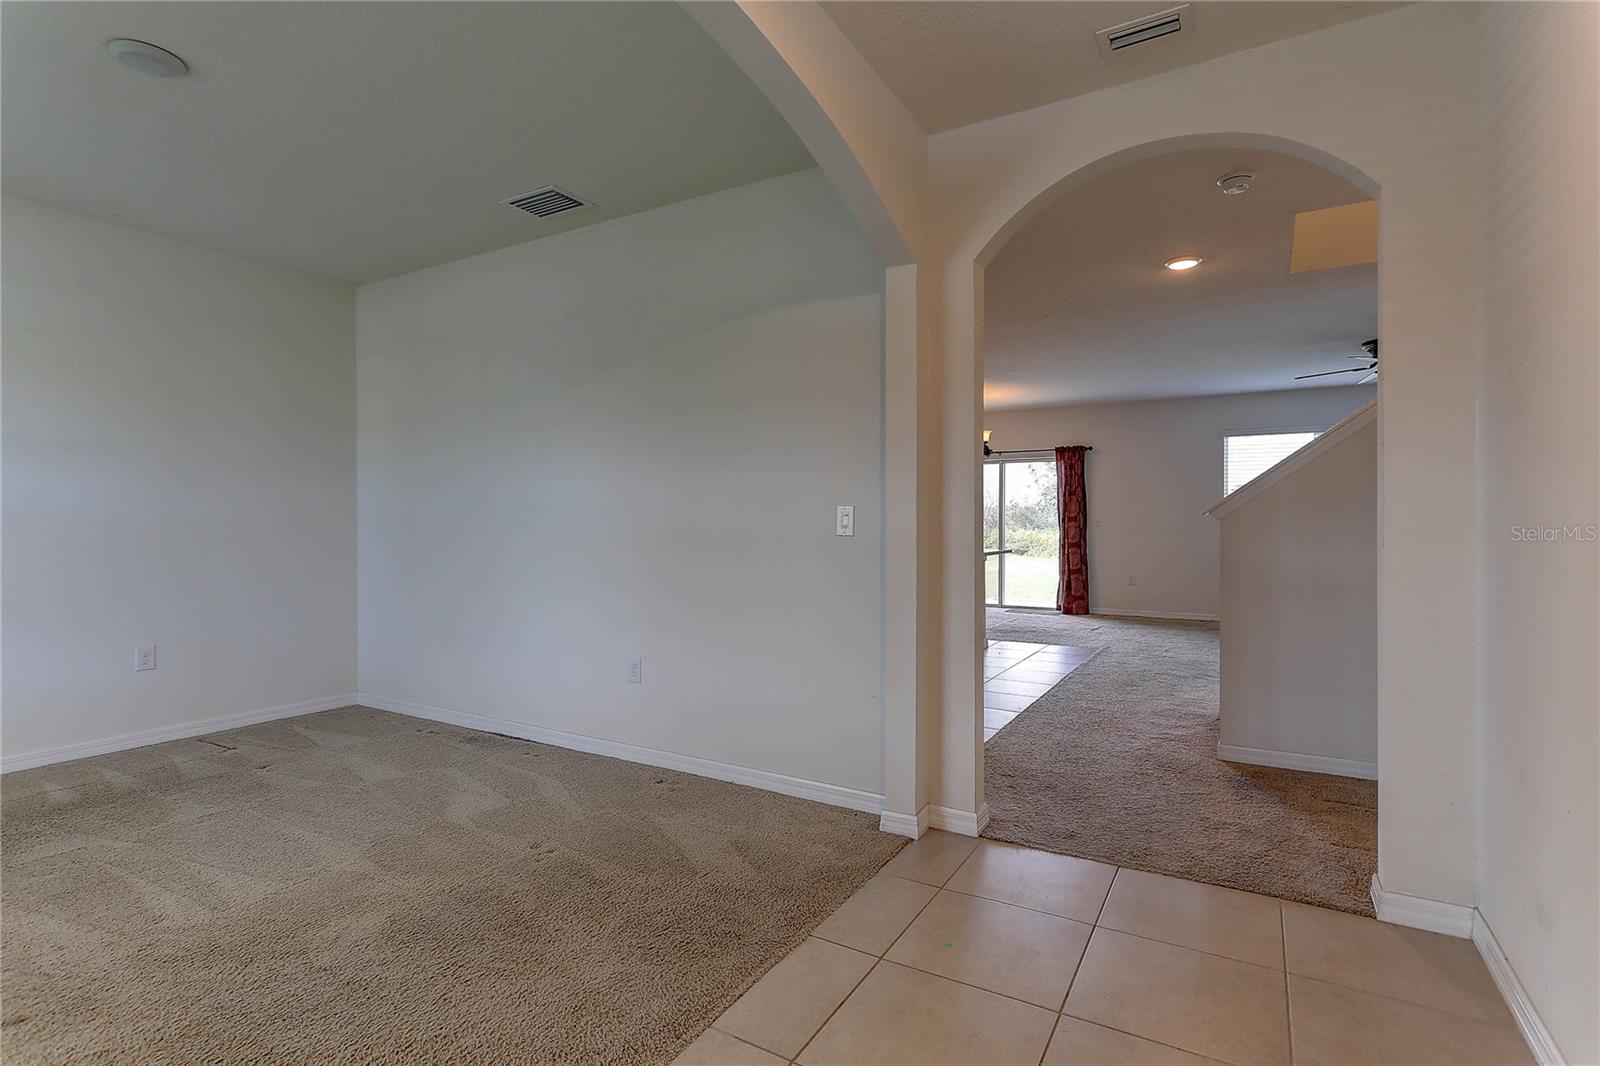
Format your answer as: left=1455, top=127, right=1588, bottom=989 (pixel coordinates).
left=674, top=832, right=1533, bottom=1066
left=982, top=641, right=1097, bottom=743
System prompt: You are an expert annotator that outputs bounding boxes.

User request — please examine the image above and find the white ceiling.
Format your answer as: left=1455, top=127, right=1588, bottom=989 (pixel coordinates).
left=1, top=2, right=815, bottom=284
left=821, top=1, right=1402, bottom=133
left=984, top=147, right=1377, bottom=410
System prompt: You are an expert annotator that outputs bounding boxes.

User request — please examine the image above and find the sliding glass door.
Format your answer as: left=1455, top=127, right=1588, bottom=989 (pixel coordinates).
left=983, top=459, right=1060, bottom=609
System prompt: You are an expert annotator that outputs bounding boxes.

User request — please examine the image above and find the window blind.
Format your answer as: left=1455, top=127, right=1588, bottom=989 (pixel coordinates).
left=1223, top=431, right=1321, bottom=496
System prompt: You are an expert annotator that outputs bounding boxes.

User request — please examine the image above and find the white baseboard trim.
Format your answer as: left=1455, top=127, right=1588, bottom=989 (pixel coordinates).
left=0, top=694, right=359, bottom=774
left=1473, top=911, right=1567, bottom=1065
left=1092, top=608, right=1219, bottom=622
left=1371, top=876, right=1564, bottom=1064
left=927, top=802, right=990, bottom=837
left=1370, top=873, right=1476, bottom=938
left=358, top=692, right=885, bottom=817
left=1218, top=743, right=1378, bottom=781
left=880, top=807, right=930, bottom=838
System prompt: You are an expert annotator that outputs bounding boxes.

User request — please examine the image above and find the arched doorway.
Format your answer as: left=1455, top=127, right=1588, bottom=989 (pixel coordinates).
left=968, top=134, right=1381, bottom=912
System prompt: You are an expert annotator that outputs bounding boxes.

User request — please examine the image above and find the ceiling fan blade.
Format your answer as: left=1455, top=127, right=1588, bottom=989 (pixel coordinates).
left=1295, top=366, right=1373, bottom=380
left=1358, top=372, right=1378, bottom=385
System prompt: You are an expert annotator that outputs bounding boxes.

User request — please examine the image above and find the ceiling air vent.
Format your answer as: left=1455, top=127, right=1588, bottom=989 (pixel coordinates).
left=502, top=186, right=589, bottom=218
left=1095, top=5, right=1190, bottom=58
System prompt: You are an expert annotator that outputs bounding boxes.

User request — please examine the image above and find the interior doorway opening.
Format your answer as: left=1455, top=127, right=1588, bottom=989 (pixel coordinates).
left=972, top=140, right=1381, bottom=914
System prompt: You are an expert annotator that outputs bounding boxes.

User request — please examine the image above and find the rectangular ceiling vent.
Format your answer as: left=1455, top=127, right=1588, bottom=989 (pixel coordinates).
left=1095, top=5, right=1190, bottom=58
left=502, top=186, right=589, bottom=218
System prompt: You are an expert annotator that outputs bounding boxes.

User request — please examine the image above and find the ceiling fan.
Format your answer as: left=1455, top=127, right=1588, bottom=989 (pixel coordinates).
left=1296, top=338, right=1378, bottom=384
left=1292, top=337, right=1382, bottom=384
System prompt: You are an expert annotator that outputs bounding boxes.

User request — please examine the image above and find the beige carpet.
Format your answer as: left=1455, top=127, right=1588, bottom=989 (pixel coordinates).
left=983, top=609, right=1378, bottom=915
left=1, top=707, right=903, bottom=1064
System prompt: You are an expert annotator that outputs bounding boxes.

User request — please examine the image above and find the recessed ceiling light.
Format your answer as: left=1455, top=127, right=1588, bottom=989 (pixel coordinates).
left=1164, top=256, right=1203, bottom=271
left=107, top=38, right=188, bottom=78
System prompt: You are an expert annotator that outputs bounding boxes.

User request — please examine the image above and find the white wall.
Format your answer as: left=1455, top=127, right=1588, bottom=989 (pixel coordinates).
left=685, top=1, right=926, bottom=265
left=356, top=169, right=888, bottom=797
left=1, top=197, right=356, bottom=765
left=728, top=8, right=1598, bottom=1041
left=1476, top=3, right=1599, bottom=1062
left=687, top=4, right=937, bottom=826
left=928, top=5, right=1486, bottom=907
left=983, top=386, right=1373, bottom=620
left=1215, top=410, right=1376, bottom=775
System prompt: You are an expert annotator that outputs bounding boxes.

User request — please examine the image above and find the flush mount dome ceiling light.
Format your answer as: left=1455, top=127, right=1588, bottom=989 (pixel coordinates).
left=1164, top=256, right=1203, bottom=271
left=107, top=38, right=188, bottom=78
left=1217, top=171, right=1255, bottom=195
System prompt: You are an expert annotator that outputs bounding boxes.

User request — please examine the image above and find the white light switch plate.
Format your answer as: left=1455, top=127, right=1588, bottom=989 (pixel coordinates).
left=836, top=505, right=855, bottom=537
left=628, top=657, right=643, bottom=684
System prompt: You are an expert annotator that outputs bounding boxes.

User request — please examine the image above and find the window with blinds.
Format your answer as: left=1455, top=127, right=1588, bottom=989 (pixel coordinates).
left=1223, top=430, right=1322, bottom=496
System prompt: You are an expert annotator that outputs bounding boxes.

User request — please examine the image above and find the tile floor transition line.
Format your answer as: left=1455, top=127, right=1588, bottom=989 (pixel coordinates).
left=982, top=640, right=1099, bottom=744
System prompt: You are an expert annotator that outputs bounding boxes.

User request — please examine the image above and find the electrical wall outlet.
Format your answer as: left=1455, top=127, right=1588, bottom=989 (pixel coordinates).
left=628, top=656, right=643, bottom=684
left=1127, top=576, right=1137, bottom=586
left=836, top=505, right=855, bottom=537
left=135, top=644, right=157, bottom=672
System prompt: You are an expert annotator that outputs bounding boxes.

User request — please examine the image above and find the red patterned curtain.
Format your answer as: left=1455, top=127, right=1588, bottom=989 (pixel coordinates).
left=1055, top=446, right=1090, bottom=615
